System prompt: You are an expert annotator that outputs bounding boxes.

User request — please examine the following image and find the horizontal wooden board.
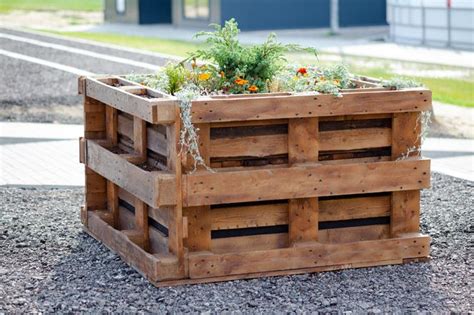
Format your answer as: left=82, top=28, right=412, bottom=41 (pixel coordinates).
left=209, top=128, right=391, bottom=159
left=319, top=195, right=391, bottom=221
left=189, top=234, right=430, bottom=278
left=85, top=77, right=178, bottom=124
left=183, top=158, right=430, bottom=206
left=85, top=140, right=176, bottom=207
left=190, top=89, right=431, bottom=123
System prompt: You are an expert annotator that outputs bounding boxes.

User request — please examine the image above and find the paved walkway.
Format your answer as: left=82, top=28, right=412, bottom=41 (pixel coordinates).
left=79, top=24, right=474, bottom=68
left=1, top=122, right=472, bottom=187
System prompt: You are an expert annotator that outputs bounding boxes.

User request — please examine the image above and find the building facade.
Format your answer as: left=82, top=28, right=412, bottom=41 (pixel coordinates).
left=105, top=0, right=387, bottom=30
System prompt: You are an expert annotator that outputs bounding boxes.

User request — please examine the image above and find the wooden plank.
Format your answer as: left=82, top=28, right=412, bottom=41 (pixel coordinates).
left=85, top=77, right=177, bottom=124
left=183, top=158, right=430, bottom=206
left=135, top=199, right=150, bottom=251
left=117, top=113, right=168, bottom=157
left=106, top=105, right=118, bottom=145
left=208, top=128, right=390, bottom=159
left=391, top=190, right=421, bottom=237
left=166, top=110, right=185, bottom=268
left=133, top=117, right=147, bottom=162
left=392, top=112, right=421, bottom=160
left=107, top=181, right=119, bottom=228
left=183, top=206, right=211, bottom=251
left=191, top=89, right=431, bottom=123
left=184, top=123, right=210, bottom=171
left=211, top=203, right=288, bottom=230
left=319, top=195, right=391, bottom=221
left=86, top=211, right=160, bottom=281
left=320, top=128, right=391, bottom=151
left=85, top=139, right=176, bottom=207
left=287, top=117, right=319, bottom=245
left=319, top=225, right=389, bottom=244
left=212, top=233, right=288, bottom=254
left=188, top=234, right=431, bottom=278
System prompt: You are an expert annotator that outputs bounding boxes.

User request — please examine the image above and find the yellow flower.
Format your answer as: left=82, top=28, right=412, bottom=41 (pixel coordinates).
left=333, top=80, right=340, bottom=85
left=198, top=73, right=211, bottom=81
left=248, top=85, right=259, bottom=93
left=235, top=78, right=249, bottom=85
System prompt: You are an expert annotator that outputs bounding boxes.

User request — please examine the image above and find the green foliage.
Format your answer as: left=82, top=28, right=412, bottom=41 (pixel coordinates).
left=164, top=64, right=188, bottom=95
left=382, top=77, right=423, bottom=90
left=187, top=19, right=317, bottom=93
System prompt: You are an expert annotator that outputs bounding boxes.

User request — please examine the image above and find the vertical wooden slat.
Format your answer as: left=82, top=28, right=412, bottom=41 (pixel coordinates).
left=83, top=91, right=107, bottom=225
left=183, top=123, right=212, bottom=252
left=287, top=118, right=319, bottom=245
left=391, top=190, right=420, bottom=237
left=391, top=112, right=421, bottom=160
left=167, top=109, right=185, bottom=265
left=106, top=105, right=118, bottom=146
left=391, top=112, right=422, bottom=237
left=107, top=181, right=119, bottom=229
left=135, top=199, right=150, bottom=251
left=133, top=116, right=147, bottom=161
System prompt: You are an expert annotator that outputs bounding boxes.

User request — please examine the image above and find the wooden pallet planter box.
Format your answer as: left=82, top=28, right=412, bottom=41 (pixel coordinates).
left=79, top=75, right=432, bottom=286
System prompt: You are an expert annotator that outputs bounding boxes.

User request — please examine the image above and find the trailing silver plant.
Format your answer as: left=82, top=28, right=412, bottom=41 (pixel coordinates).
left=396, top=110, right=432, bottom=160
left=175, top=86, right=214, bottom=173
left=382, top=77, right=422, bottom=90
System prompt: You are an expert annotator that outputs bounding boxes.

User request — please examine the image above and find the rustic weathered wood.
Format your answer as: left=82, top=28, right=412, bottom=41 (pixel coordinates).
left=133, top=117, right=147, bottom=162
left=166, top=109, right=185, bottom=270
left=191, top=89, right=431, bottom=123
left=81, top=75, right=432, bottom=286
left=391, top=190, right=421, bottom=237
left=287, top=118, right=319, bottom=245
left=188, top=234, right=430, bottom=278
left=85, top=139, right=176, bottom=207
left=183, top=159, right=431, bottom=206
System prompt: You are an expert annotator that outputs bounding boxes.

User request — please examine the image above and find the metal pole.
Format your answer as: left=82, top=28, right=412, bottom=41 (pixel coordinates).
left=447, top=0, right=452, bottom=48
left=330, top=0, right=339, bottom=34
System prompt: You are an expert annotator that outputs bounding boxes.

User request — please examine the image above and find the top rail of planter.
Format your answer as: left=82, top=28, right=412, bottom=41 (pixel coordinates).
left=79, top=75, right=432, bottom=124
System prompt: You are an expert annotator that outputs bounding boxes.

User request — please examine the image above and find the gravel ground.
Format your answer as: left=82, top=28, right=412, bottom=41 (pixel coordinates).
left=0, top=172, right=472, bottom=313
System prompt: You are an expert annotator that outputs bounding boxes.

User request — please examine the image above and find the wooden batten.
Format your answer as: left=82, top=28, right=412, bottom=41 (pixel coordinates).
left=190, top=89, right=431, bottom=123
left=85, top=139, right=176, bottom=207
left=183, top=158, right=431, bottom=207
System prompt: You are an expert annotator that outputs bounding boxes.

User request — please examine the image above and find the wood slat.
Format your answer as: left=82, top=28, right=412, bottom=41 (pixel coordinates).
left=391, top=190, right=421, bottom=237
left=85, top=139, right=176, bottom=207
left=211, top=203, right=288, bottom=230
left=189, top=234, right=431, bottom=278
left=191, top=89, right=431, bottom=123
left=212, top=233, right=288, bottom=254
left=318, top=225, right=389, bottom=244
left=208, top=128, right=390, bottom=159
left=133, top=117, right=147, bottom=162
left=134, top=199, right=150, bottom=251
left=183, top=158, right=431, bottom=206
left=85, top=77, right=178, bottom=124
left=392, top=112, right=422, bottom=160
left=319, top=195, right=391, bottom=221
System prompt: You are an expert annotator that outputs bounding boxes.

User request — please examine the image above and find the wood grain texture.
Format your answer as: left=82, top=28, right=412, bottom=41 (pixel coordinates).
left=391, top=190, right=421, bottom=237
left=319, top=195, right=391, bottom=221
left=392, top=112, right=422, bottom=160
left=85, top=139, right=176, bottom=207
left=191, top=89, right=431, bottom=123
left=133, top=117, right=147, bottom=162
left=183, top=159, right=431, bottom=206
left=189, top=234, right=431, bottom=278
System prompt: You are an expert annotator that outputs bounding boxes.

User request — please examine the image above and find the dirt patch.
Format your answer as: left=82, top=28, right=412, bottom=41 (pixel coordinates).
left=430, top=102, right=474, bottom=139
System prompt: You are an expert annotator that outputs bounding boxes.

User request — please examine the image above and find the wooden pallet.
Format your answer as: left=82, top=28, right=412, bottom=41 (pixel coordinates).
left=79, top=75, right=432, bottom=286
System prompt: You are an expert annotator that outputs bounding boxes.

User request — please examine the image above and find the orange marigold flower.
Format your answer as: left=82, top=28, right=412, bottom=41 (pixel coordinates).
left=198, top=73, right=211, bottom=81
left=333, top=80, right=340, bottom=85
left=220, top=71, right=225, bottom=78
left=235, top=78, right=249, bottom=85
left=297, top=67, right=307, bottom=75
left=248, top=85, right=259, bottom=93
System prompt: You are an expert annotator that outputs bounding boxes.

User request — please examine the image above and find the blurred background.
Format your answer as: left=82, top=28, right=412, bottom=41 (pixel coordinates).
left=0, top=0, right=473, bottom=186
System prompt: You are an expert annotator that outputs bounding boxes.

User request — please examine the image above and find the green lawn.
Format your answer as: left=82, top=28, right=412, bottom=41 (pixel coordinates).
left=50, top=31, right=474, bottom=108
left=350, top=67, right=474, bottom=108
left=0, top=0, right=102, bottom=13
left=50, top=31, right=201, bottom=58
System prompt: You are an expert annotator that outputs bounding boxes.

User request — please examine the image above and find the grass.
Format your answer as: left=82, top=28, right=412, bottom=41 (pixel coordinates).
left=49, top=31, right=473, bottom=108
left=49, top=31, right=201, bottom=57
left=350, top=67, right=474, bottom=108
left=0, top=0, right=102, bottom=13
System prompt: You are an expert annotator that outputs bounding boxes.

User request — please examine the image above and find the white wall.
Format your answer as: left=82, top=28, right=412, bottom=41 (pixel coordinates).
left=387, top=0, right=474, bottom=50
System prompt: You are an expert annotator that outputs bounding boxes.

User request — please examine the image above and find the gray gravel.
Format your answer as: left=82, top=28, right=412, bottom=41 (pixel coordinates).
left=0, top=172, right=472, bottom=313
